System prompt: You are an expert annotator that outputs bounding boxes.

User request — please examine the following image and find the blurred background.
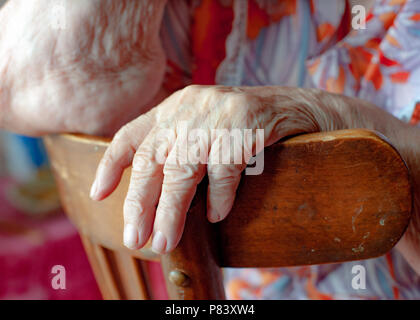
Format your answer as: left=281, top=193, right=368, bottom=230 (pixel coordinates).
left=0, top=131, right=168, bottom=300
left=0, top=130, right=103, bottom=299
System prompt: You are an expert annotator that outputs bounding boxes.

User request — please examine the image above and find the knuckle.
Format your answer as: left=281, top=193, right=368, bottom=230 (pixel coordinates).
left=178, top=85, right=201, bottom=99
left=210, top=174, right=239, bottom=188
left=204, top=85, right=221, bottom=96
left=226, top=93, right=260, bottom=126
left=132, top=154, right=152, bottom=171
left=183, top=84, right=201, bottom=94
left=123, top=194, right=146, bottom=222
left=208, top=164, right=242, bottom=181
left=226, top=92, right=250, bottom=109
left=131, top=152, right=159, bottom=179
left=163, top=163, right=203, bottom=183
left=223, top=94, right=244, bottom=116
left=132, top=142, right=154, bottom=167
left=154, top=126, right=176, bottom=148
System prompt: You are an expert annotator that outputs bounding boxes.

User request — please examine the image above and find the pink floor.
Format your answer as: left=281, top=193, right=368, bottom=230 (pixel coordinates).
left=0, top=178, right=167, bottom=300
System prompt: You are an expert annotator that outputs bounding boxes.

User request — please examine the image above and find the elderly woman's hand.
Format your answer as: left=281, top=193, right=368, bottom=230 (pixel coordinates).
left=90, top=85, right=420, bottom=260
left=0, top=0, right=167, bottom=136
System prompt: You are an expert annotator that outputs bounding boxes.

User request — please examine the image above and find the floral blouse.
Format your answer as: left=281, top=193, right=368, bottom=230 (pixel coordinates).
left=159, top=0, right=420, bottom=299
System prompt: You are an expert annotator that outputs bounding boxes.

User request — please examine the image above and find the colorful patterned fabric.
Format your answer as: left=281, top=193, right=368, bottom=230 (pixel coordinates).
left=160, top=0, right=420, bottom=299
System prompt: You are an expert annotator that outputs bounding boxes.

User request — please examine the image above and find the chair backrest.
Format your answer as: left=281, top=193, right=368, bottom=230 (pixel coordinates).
left=43, top=129, right=412, bottom=300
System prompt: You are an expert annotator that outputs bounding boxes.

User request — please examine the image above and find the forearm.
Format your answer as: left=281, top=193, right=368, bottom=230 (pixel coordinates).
left=0, top=0, right=168, bottom=136
left=73, top=0, right=167, bottom=58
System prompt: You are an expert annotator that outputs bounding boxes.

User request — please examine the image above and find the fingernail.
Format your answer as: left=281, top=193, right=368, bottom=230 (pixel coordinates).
left=151, top=231, right=167, bottom=254
left=89, top=178, right=98, bottom=200
left=123, top=224, right=138, bottom=249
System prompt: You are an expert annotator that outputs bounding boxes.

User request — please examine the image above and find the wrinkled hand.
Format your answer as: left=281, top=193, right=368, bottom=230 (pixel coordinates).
left=91, top=84, right=420, bottom=276
left=0, top=0, right=166, bottom=136
left=90, top=85, right=358, bottom=254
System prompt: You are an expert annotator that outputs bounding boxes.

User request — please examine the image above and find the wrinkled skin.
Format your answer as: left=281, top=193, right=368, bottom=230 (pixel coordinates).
left=91, top=85, right=420, bottom=276
left=0, top=0, right=167, bottom=136
left=1, top=0, right=419, bottom=276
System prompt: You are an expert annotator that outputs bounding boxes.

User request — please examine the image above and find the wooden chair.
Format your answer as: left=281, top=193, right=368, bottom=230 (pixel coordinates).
left=43, top=129, right=412, bottom=299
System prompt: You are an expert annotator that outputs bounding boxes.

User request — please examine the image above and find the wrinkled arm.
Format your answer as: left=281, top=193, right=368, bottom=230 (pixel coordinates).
left=0, top=0, right=167, bottom=136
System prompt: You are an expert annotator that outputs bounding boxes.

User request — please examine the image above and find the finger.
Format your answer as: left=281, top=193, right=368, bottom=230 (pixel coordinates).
left=151, top=141, right=206, bottom=254
left=90, top=108, right=157, bottom=201
left=206, top=133, right=246, bottom=223
left=122, top=127, right=175, bottom=249
left=207, top=163, right=245, bottom=223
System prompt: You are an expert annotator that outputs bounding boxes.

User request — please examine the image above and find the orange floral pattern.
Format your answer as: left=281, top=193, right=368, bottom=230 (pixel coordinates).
left=308, top=0, right=420, bottom=124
